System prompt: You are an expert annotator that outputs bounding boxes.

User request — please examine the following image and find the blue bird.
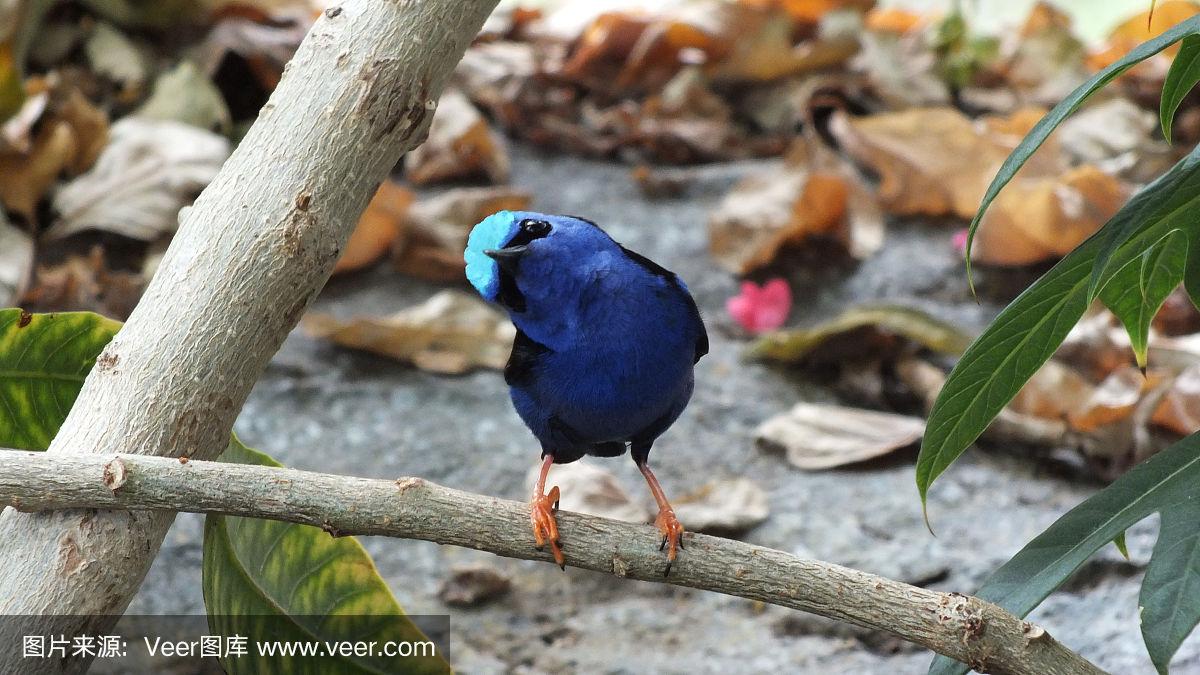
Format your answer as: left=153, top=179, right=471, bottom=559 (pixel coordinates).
left=465, top=211, right=707, bottom=573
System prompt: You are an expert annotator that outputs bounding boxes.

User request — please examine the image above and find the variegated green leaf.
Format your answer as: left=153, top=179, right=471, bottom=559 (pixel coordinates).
left=0, top=309, right=120, bottom=450
left=203, top=438, right=450, bottom=675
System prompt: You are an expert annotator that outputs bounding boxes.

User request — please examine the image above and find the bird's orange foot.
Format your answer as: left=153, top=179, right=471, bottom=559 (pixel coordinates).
left=530, top=485, right=564, bottom=569
left=655, top=506, right=685, bottom=577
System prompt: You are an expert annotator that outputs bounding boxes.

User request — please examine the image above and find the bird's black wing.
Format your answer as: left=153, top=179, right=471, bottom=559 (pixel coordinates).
left=618, top=244, right=709, bottom=364
left=505, top=328, right=551, bottom=387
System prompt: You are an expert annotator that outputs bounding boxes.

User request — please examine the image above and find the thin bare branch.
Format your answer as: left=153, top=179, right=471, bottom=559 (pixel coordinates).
left=0, top=448, right=1107, bottom=675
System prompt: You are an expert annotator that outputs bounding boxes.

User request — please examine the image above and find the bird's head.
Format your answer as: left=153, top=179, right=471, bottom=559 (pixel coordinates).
left=464, top=211, right=615, bottom=314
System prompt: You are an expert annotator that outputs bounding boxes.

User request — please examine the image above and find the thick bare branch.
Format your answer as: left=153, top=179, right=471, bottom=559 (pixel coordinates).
left=0, top=449, right=1106, bottom=675
left=0, top=1, right=498, bottom=672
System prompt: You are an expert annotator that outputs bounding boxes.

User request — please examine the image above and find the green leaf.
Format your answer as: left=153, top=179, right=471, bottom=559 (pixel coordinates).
left=1141, top=497, right=1200, bottom=675
left=746, top=305, right=972, bottom=363
left=0, top=310, right=120, bottom=450
left=964, top=14, right=1200, bottom=293
left=1100, top=229, right=1188, bottom=369
left=1115, top=530, right=1131, bottom=560
left=1162, top=34, right=1200, bottom=142
left=918, top=145, right=1200, bottom=514
left=203, top=437, right=450, bottom=675
left=929, top=431, right=1200, bottom=675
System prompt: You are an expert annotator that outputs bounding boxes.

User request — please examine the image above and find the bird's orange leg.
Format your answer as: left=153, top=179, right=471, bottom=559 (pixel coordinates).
left=530, top=453, right=564, bottom=569
left=637, top=461, right=685, bottom=576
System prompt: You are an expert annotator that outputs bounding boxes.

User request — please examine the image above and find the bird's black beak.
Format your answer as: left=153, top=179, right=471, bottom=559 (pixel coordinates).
left=484, top=244, right=528, bottom=273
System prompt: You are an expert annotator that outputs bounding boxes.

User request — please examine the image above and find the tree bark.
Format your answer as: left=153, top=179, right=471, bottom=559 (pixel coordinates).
left=0, top=449, right=1108, bottom=675
left=0, top=1, right=498, bottom=672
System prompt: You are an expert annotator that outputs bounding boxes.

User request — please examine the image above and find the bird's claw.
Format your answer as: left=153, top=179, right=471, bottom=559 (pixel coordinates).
left=531, top=485, right=564, bottom=570
left=654, top=507, right=685, bottom=577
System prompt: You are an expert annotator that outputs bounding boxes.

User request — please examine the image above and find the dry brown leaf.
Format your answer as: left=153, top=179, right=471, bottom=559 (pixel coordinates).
left=863, top=7, right=924, bottom=34
left=755, top=402, right=925, bottom=470
left=672, top=477, right=769, bottom=533
left=742, top=0, right=874, bottom=23
left=1068, top=366, right=1160, bottom=433
left=1008, top=360, right=1095, bottom=422
left=20, top=246, right=145, bottom=319
left=708, top=141, right=881, bottom=273
left=0, top=120, right=73, bottom=221
left=525, top=460, right=651, bottom=523
left=405, top=89, right=510, bottom=186
left=972, top=165, right=1129, bottom=266
left=394, top=187, right=531, bottom=282
left=1152, top=365, right=1200, bottom=435
left=1088, top=1, right=1200, bottom=73
left=302, top=290, right=516, bottom=375
left=830, top=107, right=1065, bottom=219
left=0, top=78, right=111, bottom=221
left=48, top=117, right=230, bottom=241
left=332, top=181, right=412, bottom=275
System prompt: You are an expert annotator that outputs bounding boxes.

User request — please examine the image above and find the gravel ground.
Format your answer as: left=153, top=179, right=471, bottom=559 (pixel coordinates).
left=127, top=143, right=1200, bottom=674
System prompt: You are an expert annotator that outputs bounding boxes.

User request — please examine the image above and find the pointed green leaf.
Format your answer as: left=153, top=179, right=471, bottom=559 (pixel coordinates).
left=929, top=431, right=1200, bottom=675
left=1115, top=531, right=1131, bottom=561
left=203, top=437, right=450, bottom=675
left=1101, top=229, right=1188, bottom=369
left=964, top=14, right=1200, bottom=293
left=0, top=309, right=120, bottom=450
left=1162, top=34, right=1200, bottom=142
left=918, top=146, right=1200, bottom=509
left=1141, top=498, right=1200, bottom=675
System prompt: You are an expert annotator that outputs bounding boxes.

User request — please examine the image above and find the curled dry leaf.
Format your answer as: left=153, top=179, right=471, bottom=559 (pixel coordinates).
left=438, top=564, right=512, bottom=608
left=302, top=290, right=516, bottom=375
left=1008, top=359, right=1094, bottom=423
left=47, top=117, right=231, bottom=241
left=0, top=214, right=32, bottom=306
left=755, top=402, right=925, bottom=470
left=332, top=180, right=412, bottom=275
left=829, top=106, right=1065, bottom=219
left=405, top=89, right=510, bottom=186
left=1068, top=367, right=1161, bottom=433
left=1152, top=365, right=1200, bottom=435
left=708, top=141, right=881, bottom=273
left=971, top=164, right=1129, bottom=267
left=525, top=460, right=650, bottom=523
left=0, top=82, right=109, bottom=221
left=394, top=186, right=531, bottom=282
left=747, top=305, right=972, bottom=363
left=672, top=477, right=769, bottom=533
left=1087, top=1, right=1199, bottom=77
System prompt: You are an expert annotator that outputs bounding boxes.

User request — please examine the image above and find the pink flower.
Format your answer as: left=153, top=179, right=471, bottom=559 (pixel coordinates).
left=727, top=279, right=792, bottom=334
left=952, top=229, right=969, bottom=255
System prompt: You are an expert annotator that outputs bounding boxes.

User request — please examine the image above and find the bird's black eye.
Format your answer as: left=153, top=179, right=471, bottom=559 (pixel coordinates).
left=520, top=219, right=551, bottom=238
